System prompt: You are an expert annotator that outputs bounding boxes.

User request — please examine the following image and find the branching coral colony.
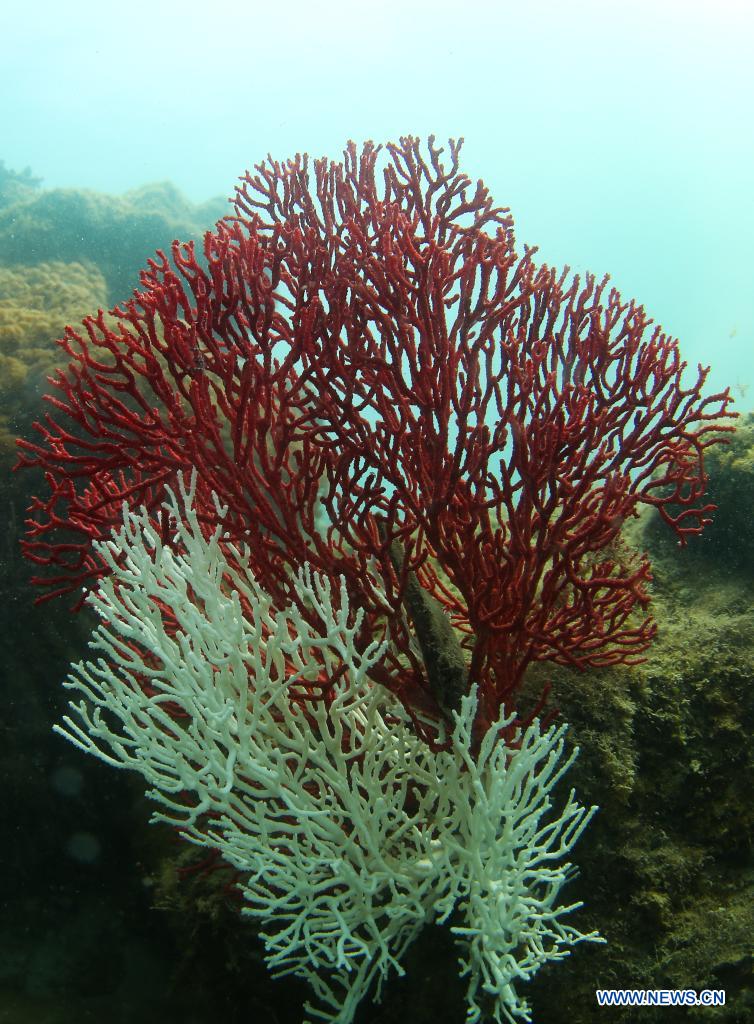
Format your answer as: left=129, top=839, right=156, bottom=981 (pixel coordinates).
left=17, top=137, right=734, bottom=1022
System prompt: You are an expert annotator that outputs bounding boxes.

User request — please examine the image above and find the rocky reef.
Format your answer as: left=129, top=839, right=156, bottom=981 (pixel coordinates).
left=0, top=163, right=227, bottom=301
left=1, top=155, right=751, bottom=1018
left=0, top=260, right=108, bottom=456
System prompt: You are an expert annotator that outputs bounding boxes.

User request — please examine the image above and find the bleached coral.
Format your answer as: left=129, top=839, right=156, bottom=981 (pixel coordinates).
left=56, top=474, right=602, bottom=1024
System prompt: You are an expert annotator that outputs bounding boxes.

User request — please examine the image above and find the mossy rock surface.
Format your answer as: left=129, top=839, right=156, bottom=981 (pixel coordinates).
left=517, top=494, right=754, bottom=1023
left=0, top=180, right=227, bottom=302
left=0, top=260, right=108, bottom=457
left=646, top=411, right=754, bottom=572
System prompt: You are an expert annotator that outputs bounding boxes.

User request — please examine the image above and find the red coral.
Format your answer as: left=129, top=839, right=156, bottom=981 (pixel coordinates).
left=16, top=136, right=734, bottom=740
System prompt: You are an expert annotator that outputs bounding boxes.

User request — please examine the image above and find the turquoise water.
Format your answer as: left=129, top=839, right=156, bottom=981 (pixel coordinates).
left=1, top=0, right=751, bottom=401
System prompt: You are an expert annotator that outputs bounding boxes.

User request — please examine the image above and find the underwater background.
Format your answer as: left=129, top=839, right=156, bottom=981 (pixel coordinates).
left=1, top=1, right=753, bottom=1022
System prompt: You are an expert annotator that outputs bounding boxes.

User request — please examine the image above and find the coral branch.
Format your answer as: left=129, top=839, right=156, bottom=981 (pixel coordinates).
left=55, top=476, right=601, bottom=1024
left=17, top=136, right=735, bottom=734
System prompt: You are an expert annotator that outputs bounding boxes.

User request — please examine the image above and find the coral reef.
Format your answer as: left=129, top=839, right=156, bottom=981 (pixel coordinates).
left=8, top=139, right=750, bottom=1022
left=17, top=138, right=733, bottom=739
left=0, top=260, right=108, bottom=457
left=516, top=430, right=754, bottom=1021
left=0, top=179, right=227, bottom=301
left=0, top=161, right=227, bottom=467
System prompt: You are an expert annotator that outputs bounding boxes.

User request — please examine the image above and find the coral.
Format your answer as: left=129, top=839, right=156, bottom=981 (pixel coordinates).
left=17, top=137, right=733, bottom=738
left=56, top=475, right=600, bottom=1024
left=12, top=137, right=748, bottom=1023
left=0, top=261, right=108, bottom=457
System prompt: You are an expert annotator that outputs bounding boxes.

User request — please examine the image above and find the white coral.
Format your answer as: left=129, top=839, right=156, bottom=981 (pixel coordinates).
left=55, top=474, right=602, bottom=1024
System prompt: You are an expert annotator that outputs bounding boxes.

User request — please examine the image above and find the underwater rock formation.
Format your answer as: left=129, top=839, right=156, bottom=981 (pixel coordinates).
left=510, top=420, right=754, bottom=1022
left=0, top=177, right=226, bottom=301
left=0, top=260, right=108, bottom=457
left=0, top=159, right=41, bottom=210
left=668, top=411, right=754, bottom=572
